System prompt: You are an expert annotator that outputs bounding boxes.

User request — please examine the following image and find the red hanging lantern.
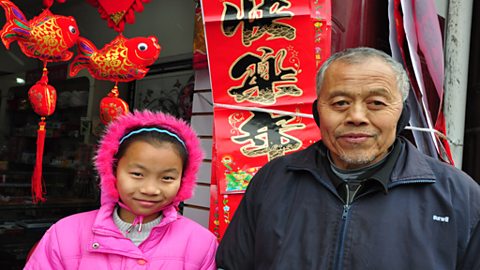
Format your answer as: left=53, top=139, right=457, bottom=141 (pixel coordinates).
left=28, top=67, right=57, bottom=203
left=99, top=85, right=129, bottom=124
left=0, top=0, right=79, bottom=203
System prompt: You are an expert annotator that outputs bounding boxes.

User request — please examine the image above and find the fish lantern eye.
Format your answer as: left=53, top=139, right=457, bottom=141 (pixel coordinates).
left=138, top=43, right=148, bottom=51
left=69, top=25, right=77, bottom=34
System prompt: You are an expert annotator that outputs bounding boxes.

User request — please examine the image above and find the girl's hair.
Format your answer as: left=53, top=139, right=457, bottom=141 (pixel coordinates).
left=95, top=110, right=203, bottom=206
left=114, top=128, right=188, bottom=169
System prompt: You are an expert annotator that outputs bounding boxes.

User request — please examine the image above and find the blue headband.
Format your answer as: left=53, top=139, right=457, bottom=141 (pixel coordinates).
left=119, top=127, right=186, bottom=149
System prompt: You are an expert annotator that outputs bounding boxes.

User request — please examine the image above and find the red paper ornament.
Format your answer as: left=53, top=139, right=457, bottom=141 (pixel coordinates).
left=99, top=85, right=129, bottom=124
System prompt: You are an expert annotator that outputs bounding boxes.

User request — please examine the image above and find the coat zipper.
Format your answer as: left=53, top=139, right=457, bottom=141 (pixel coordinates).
left=333, top=183, right=361, bottom=270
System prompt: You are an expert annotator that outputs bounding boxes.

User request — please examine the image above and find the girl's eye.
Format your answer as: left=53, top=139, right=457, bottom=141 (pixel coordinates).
left=162, top=176, right=176, bottom=182
left=130, top=172, right=143, bottom=178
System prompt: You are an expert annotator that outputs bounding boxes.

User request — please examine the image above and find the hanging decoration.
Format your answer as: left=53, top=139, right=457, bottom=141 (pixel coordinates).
left=0, top=0, right=79, bottom=62
left=0, top=0, right=80, bottom=203
left=202, top=0, right=331, bottom=239
left=86, top=0, right=151, bottom=33
left=69, top=34, right=161, bottom=124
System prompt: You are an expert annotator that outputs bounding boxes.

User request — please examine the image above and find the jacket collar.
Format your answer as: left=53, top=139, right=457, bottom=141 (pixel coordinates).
left=287, top=137, right=436, bottom=188
left=87, top=203, right=180, bottom=258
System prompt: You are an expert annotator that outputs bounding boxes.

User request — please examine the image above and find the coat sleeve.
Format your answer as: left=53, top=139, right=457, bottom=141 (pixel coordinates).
left=24, top=225, right=65, bottom=270
left=459, top=213, right=480, bottom=269
left=215, top=164, right=270, bottom=270
left=199, top=234, right=219, bottom=270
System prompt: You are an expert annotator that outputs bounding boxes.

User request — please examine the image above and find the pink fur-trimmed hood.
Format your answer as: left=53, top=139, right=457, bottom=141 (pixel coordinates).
left=94, top=110, right=204, bottom=206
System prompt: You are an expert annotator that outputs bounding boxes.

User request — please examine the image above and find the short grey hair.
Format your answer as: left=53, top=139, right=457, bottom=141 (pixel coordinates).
left=316, top=47, right=410, bottom=101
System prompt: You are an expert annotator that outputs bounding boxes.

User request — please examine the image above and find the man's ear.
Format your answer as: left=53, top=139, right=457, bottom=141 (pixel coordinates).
left=396, top=101, right=411, bottom=135
left=312, top=99, right=320, bottom=127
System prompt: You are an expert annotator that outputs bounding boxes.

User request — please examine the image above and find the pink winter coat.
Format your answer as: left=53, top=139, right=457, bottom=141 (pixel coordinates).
left=24, top=111, right=218, bottom=269
left=24, top=204, right=217, bottom=269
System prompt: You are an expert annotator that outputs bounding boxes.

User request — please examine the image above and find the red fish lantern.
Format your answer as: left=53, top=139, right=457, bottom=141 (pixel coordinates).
left=69, top=34, right=160, bottom=82
left=0, top=0, right=80, bottom=203
left=69, top=34, right=160, bottom=124
left=0, top=0, right=79, bottom=62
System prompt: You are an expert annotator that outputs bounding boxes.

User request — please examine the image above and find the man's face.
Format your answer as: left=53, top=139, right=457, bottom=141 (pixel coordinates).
left=317, top=57, right=403, bottom=170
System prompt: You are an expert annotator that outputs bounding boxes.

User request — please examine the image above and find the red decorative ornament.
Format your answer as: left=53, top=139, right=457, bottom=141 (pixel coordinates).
left=42, top=0, right=67, bottom=9
left=99, top=85, right=129, bottom=125
left=0, top=0, right=80, bottom=62
left=69, top=34, right=160, bottom=124
left=28, top=70, right=57, bottom=117
left=28, top=68, right=58, bottom=203
left=69, top=34, right=161, bottom=82
left=0, top=0, right=78, bottom=203
left=86, top=0, right=151, bottom=33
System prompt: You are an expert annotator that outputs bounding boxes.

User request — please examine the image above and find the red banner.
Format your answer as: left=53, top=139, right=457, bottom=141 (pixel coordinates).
left=202, top=0, right=331, bottom=239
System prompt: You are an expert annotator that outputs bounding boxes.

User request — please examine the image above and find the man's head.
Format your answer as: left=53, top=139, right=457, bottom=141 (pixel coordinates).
left=315, top=47, right=409, bottom=170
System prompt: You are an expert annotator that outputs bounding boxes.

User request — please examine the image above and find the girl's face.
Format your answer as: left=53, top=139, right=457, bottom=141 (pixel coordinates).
left=115, top=140, right=183, bottom=223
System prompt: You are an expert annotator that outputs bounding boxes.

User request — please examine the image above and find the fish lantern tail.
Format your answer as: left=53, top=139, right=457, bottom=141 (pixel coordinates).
left=0, top=0, right=31, bottom=49
left=32, top=118, right=47, bottom=203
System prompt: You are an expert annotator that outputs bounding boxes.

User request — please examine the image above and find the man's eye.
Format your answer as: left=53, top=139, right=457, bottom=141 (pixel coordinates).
left=368, top=100, right=387, bottom=108
left=332, top=100, right=349, bottom=107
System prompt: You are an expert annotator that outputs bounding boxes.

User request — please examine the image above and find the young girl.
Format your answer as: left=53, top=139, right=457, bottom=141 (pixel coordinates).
left=25, top=110, right=217, bottom=269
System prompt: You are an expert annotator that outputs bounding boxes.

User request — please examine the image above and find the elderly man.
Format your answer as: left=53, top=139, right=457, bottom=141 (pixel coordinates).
left=216, top=47, right=480, bottom=270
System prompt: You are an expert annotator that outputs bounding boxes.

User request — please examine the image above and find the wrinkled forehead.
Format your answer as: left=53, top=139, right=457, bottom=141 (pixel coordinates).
left=321, top=58, right=401, bottom=98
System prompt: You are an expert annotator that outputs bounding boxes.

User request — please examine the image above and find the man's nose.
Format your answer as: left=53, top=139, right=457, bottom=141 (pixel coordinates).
left=346, top=103, right=368, bottom=126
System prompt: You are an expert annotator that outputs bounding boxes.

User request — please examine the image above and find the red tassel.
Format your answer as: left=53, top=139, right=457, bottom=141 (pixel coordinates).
left=32, top=118, right=47, bottom=203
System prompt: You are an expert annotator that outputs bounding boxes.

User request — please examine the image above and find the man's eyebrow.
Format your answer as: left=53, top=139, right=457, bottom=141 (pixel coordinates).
left=368, top=88, right=391, bottom=96
left=327, top=89, right=350, bottom=98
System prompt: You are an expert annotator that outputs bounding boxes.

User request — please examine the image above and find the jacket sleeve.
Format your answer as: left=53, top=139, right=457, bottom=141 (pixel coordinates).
left=200, top=235, right=219, bottom=270
left=24, top=225, right=64, bottom=270
left=459, top=214, right=480, bottom=269
left=215, top=164, right=270, bottom=270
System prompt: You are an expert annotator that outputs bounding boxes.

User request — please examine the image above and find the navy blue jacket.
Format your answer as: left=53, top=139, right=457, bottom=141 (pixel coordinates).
left=216, top=138, right=480, bottom=270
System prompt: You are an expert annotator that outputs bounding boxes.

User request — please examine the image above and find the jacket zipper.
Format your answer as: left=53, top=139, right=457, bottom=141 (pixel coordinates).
left=333, top=183, right=361, bottom=270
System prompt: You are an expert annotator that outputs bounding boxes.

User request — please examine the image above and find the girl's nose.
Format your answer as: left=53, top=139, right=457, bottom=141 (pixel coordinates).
left=139, top=179, right=161, bottom=195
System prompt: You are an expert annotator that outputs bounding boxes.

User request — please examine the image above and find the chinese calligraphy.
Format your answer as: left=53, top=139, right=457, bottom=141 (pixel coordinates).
left=228, top=47, right=302, bottom=104
left=231, top=111, right=304, bottom=160
left=222, top=0, right=295, bottom=46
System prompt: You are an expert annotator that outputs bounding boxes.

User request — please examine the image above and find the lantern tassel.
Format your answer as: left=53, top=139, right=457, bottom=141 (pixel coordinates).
left=32, top=118, right=47, bottom=203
